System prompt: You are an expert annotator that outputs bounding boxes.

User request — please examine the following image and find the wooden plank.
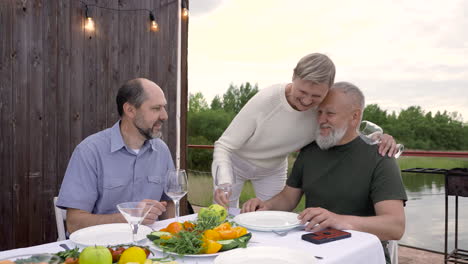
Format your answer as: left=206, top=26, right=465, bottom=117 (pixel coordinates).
left=149, top=0, right=160, bottom=92
left=12, top=0, right=31, bottom=248
left=42, top=0, right=59, bottom=243
left=138, top=0, right=152, bottom=78
left=27, top=0, right=45, bottom=246
left=96, top=0, right=119, bottom=129
left=180, top=0, right=188, bottom=171
left=118, top=0, right=140, bottom=82
left=0, top=0, right=14, bottom=250
left=107, top=0, right=120, bottom=125
left=56, top=0, right=72, bottom=192
left=69, top=0, right=84, bottom=150
left=162, top=0, right=179, bottom=161
left=83, top=0, right=98, bottom=137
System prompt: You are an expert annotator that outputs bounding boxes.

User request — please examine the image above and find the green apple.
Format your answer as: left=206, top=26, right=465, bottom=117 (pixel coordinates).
left=79, top=245, right=112, bottom=264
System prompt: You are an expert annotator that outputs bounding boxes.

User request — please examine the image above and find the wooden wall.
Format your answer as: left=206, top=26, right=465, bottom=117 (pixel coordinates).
left=0, top=0, right=188, bottom=250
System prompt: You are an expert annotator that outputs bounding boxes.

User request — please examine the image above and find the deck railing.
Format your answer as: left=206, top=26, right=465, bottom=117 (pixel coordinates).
left=188, top=145, right=468, bottom=158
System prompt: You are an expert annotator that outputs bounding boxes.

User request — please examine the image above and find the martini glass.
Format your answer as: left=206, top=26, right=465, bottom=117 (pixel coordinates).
left=359, top=120, right=404, bottom=158
left=117, top=202, right=153, bottom=243
left=165, top=169, right=188, bottom=222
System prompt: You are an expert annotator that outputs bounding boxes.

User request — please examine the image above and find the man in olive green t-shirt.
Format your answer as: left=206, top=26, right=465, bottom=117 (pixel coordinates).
left=242, top=82, right=407, bottom=264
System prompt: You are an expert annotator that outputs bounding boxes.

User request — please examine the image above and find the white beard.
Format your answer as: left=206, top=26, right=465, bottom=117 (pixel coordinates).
left=315, top=124, right=347, bottom=150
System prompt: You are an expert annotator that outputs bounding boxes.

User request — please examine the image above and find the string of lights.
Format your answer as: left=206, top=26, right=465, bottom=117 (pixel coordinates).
left=76, top=0, right=188, bottom=32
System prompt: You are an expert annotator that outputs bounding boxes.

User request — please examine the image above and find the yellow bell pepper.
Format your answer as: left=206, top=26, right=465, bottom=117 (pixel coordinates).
left=203, top=229, right=221, bottom=241
left=233, top=226, right=248, bottom=238
left=204, top=239, right=222, bottom=254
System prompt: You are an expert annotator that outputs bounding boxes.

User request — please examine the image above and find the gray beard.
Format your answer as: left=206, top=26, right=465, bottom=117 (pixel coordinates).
left=315, top=125, right=347, bottom=150
left=134, top=121, right=162, bottom=140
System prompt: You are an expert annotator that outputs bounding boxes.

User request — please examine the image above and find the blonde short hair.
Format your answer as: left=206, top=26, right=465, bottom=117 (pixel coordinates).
left=293, top=53, right=336, bottom=86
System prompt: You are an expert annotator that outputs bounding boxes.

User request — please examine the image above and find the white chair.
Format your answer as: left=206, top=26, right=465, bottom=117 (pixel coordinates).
left=388, top=240, right=398, bottom=264
left=53, top=197, right=67, bottom=241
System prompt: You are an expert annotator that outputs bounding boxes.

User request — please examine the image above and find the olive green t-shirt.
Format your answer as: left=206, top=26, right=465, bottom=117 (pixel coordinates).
left=288, top=136, right=407, bottom=264
left=287, top=136, right=407, bottom=216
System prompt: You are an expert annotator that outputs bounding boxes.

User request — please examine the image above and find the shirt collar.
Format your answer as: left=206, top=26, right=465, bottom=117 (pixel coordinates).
left=149, top=139, right=159, bottom=152
left=110, top=121, right=126, bottom=153
left=110, top=120, right=159, bottom=153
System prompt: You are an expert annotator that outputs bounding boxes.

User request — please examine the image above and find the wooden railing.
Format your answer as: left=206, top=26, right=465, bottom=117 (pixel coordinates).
left=188, top=145, right=468, bottom=158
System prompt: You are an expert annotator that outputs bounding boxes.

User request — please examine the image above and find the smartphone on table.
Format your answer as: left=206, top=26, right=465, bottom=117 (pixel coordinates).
left=301, top=228, right=351, bottom=244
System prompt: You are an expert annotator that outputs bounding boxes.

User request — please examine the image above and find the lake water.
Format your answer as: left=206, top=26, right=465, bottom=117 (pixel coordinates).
left=400, top=172, right=468, bottom=252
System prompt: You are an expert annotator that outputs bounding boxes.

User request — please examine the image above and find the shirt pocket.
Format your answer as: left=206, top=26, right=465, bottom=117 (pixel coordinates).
left=147, top=174, right=162, bottom=184
left=103, top=174, right=128, bottom=189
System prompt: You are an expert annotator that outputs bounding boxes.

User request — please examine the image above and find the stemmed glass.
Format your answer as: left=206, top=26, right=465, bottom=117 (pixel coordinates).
left=214, top=165, right=235, bottom=214
left=117, top=202, right=154, bottom=244
left=165, top=169, right=188, bottom=222
left=359, top=120, right=404, bottom=158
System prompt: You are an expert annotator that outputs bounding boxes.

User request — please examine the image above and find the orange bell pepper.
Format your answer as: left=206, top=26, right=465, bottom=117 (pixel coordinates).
left=162, top=222, right=183, bottom=234
left=214, top=222, right=231, bottom=231
left=217, top=229, right=238, bottom=240
left=183, top=221, right=195, bottom=231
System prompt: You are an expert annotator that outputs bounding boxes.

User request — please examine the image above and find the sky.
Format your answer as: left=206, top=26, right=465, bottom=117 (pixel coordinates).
left=188, top=0, right=468, bottom=121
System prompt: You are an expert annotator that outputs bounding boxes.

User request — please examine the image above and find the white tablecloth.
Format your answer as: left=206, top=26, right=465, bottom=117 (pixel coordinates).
left=0, top=214, right=385, bottom=264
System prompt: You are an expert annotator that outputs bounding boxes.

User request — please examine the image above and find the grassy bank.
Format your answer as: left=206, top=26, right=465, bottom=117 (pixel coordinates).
left=187, top=155, right=467, bottom=209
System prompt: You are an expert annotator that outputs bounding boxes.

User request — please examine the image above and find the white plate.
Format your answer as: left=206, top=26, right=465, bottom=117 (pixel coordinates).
left=1, top=254, right=61, bottom=263
left=233, top=211, right=301, bottom=232
left=214, top=246, right=316, bottom=264
left=70, top=223, right=152, bottom=247
left=150, top=245, right=221, bottom=257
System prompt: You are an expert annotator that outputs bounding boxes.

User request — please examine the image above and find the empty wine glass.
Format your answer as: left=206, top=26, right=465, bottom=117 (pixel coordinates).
left=359, top=120, right=404, bottom=158
left=117, top=202, right=153, bottom=244
left=214, top=165, right=235, bottom=213
left=165, top=169, right=188, bottom=222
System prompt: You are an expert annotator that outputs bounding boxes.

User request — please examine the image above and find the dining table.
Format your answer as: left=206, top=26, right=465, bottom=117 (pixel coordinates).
left=0, top=213, right=386, bottom=264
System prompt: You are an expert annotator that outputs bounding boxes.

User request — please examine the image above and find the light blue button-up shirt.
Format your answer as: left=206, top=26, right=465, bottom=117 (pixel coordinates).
left=57, top=121, right=174, bottom=214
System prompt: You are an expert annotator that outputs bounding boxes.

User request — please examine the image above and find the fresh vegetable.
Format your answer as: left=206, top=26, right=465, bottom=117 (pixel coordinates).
left=147, top=231, right=172, bottom=241
left=198, top=204, right=227, bottom=224
left=118, top=246, right=147, bottom=264
left=56, top=247, right=80, bottom=261
left=200, top=239, right=222, bottom=254
left=153, top=230, right=204, bottom=255
left=55, top=245, right=151, bottom=264
left=217, top=233, right=252, bottom=251
left=79, top=245, right=112, bottom=264
left=160, top=222, right=183, bottom=234
left=149, top=207, right=252, bottom=256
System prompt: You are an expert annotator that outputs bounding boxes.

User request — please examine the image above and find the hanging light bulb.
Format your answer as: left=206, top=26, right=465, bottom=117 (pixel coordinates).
left=84, top=5, right=95, bottom=31
left=149, top=12, right=159, bottom=32
left=181, top=0, right=189, bottom=18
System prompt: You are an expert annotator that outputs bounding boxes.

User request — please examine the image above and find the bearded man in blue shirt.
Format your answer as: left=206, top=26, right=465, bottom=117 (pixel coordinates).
left=57, top=78, right=175, bottom=234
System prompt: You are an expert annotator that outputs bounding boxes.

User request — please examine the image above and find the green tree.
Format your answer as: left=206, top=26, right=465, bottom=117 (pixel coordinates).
left=188, top=92, right=208, bottom=113
left=363, top=104, right=388, bottom=129
left=222, top=82, right=259, bottom=113
left=210, top=95, right=223, bottom=110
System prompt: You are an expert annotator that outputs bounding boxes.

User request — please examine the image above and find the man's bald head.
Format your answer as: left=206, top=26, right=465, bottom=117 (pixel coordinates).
left=116, top=78, right=162, bottom=117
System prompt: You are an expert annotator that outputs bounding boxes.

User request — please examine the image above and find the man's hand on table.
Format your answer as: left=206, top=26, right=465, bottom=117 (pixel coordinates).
left=298, top=207, right=351, bottom=232
left=140, top=199, right=167, bottom=225
left=241, top=198, right=270, bottom=213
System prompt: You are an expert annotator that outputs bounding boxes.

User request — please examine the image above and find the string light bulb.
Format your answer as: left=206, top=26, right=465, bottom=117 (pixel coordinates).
left=149, top=12, right=159, bottom=32
left=181, top=0, right=189, bottom=18
left=84, top=5, right=95, bottom=31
